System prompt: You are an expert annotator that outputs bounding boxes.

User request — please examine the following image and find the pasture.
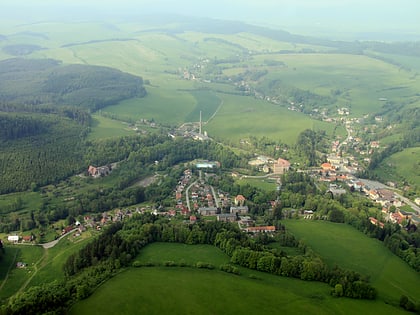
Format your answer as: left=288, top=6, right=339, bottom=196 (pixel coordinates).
left=373, top=147, right=420, bottom=187
left=70, top=243, right=408, bottom=315
left=135, top=242, right=230, bottom=266
left=242, top=53, right=420, bottom=116
left=0, top=232, right=95, bottom=300
left=0, top=245, right=44, bottom=300
left=283, top=220, right=420, bottom=304
left=103, top=86, right=196, bottom=125
left=88, top=115, right=135, bottom=140
left=205, top=93, right=340, bottom=145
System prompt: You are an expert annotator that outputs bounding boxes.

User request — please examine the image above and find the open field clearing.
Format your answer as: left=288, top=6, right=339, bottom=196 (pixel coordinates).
left=88, top=115, right=135, bottom=140
left=103, top=86, right=196, bottom=125
left=283, top=220, right=420, bottom=304
left=135, top=243, right=230, bottom=266
left=70, top=243, right=408, bottom=315
left=205, top=93, right=342, bottom=145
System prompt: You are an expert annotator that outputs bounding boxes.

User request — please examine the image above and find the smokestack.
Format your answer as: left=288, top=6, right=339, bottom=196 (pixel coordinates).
left=199, top=111, right=202, bottom=135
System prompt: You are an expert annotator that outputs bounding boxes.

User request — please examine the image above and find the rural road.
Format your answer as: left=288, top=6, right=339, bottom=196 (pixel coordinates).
left=358, top=179, right=420, bottom=215
left=41, top=228, right=78, bottom=249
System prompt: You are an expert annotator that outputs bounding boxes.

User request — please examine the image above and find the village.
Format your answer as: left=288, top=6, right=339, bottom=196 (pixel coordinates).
left=5, top=108, right=419, bottom=250
left=6, top=140, right=419, bottom=249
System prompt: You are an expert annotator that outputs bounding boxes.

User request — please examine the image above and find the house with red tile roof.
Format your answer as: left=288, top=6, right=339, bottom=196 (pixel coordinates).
left=273, top=158, right=290, bottom=174
left=234, top=194, right=246, bottom=206
left=369, top=217, right=384, bottom=229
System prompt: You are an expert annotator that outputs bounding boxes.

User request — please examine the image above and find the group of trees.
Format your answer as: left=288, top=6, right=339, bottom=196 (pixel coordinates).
left=0, top=134, right=250, bottom=233
left=0, top=114, right=86, bottom=194
left=0, top=58, right=146, bottom=111
left=2, top=212, right=381, bottom=314
left=296, top=129, right=328, bottom=166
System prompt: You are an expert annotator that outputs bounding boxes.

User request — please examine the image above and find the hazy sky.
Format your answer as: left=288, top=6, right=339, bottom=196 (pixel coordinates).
left=2, top=0, right=419, bottom=39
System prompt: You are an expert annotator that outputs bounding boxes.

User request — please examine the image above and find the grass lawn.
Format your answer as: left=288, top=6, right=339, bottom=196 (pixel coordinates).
left=282, top=220, right=420, bottom=304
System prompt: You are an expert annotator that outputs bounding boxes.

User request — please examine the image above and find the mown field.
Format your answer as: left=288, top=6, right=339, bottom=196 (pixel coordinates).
left=69, top=243, right=408, bottom=315
left=283, top=220, right=420, bottom=304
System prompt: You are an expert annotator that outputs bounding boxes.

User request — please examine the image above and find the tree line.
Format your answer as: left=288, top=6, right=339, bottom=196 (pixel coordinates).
left=2, top=212, right=379, bottom=315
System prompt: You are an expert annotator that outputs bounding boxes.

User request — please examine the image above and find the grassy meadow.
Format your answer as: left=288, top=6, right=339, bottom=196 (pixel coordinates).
left=135, top=242, right=230, bottom=266
left=69, top=243, right=409, bottom=315
left=88, top=115, right=136, bottom=140
left=0, top=245, right=44, bottom=300
left=373, top=147, right=420, bottom=187
left=283, top=220, right=420, bottom=304
left=0, top=233, right=95, bottom=300
left=205, top=93, right=341, bottom=145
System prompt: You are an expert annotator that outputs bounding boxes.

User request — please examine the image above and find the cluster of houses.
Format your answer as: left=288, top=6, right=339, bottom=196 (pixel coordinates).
left=314, top=156, right=419, bottom=228
left=6, top=234, right=33, bottom=244
left=151, top=168, right=277, bottom=233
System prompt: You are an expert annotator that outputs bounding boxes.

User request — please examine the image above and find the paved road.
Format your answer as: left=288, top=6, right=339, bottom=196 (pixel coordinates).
left=185, top=180, right=197, bottom=212
left=359, top=179, right=420, bottom=215
left=41, top=228, right=78, bottom=249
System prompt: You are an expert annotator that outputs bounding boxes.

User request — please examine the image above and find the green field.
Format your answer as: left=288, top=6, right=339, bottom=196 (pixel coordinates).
left=28, top=233, right=95, bottom=287
left=1, top=20, right=414, bottom=144
left=70, top=243, right=408, bottom=315
left=88, top=115, right=136, bottom=140
left=373, top=147, right=420, bottom=187
left=236, top=177, right=277, bottom=192
left=0, top=245, right=44, bottom=299
left=0, top=232, right=95, bottom=300
left=205, top=93, right=341, bottom=145
left=283, top=220, right=420, bottom=304
left=135, top=242, right=229, bottom=266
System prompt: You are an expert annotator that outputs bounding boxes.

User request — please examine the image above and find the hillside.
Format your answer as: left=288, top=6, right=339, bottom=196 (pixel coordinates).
left=0, top=112, right=86, bottom=194
left=0, top=58, right=146, bottom=111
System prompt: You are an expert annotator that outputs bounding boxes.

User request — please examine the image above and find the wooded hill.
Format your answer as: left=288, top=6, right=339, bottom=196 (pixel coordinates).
left=0, top=58, right=146, bottom=111
left=0, top=112, right=86, bottom=194
left=0, top=58, right=147, bottom=193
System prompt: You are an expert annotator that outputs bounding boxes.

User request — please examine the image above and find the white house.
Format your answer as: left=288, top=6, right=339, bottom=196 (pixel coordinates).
left=7, top=235, right=19, bottom=243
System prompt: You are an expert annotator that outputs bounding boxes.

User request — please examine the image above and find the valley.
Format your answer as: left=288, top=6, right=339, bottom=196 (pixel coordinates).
left=0, top=14, right=419, bottom=315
